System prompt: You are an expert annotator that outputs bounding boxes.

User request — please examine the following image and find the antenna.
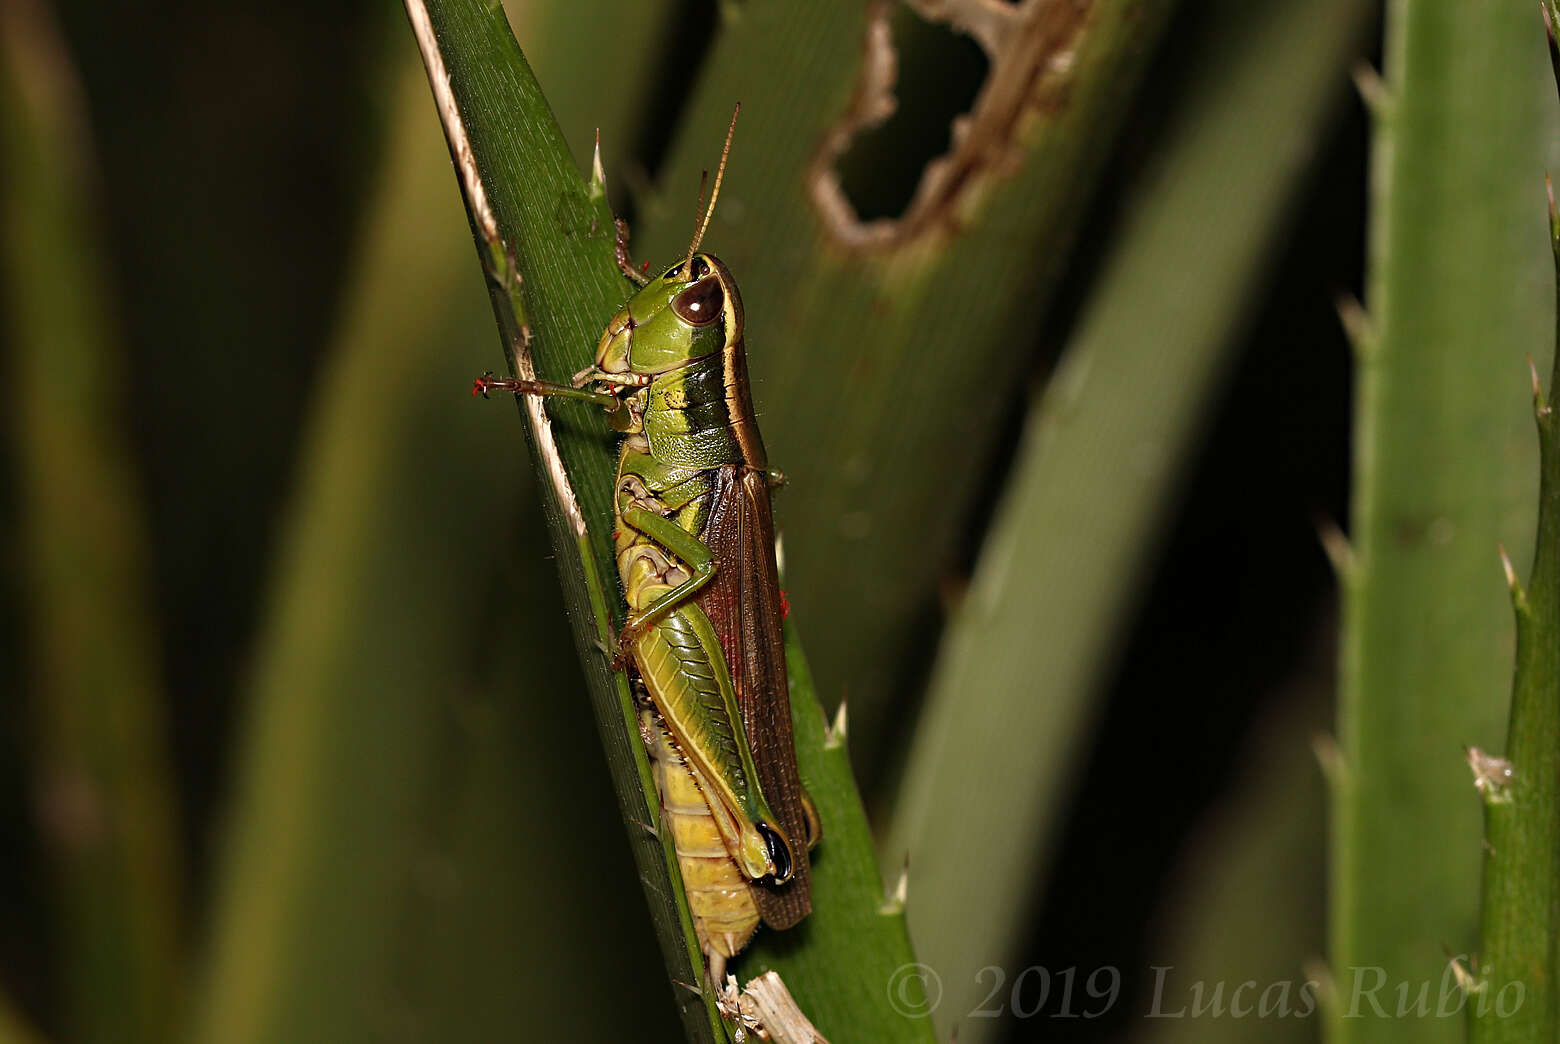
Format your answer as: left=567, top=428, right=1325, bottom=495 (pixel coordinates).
left=686, top=169, right=709, bottom=270
left=684, top=102, right=741, bottom=271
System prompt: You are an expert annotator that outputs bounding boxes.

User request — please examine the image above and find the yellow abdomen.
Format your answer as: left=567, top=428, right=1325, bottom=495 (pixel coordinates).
left=645, top=712, right=758, bottom=959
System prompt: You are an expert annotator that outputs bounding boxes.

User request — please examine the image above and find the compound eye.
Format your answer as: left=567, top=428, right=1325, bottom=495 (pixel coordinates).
left=670, top=277, right=724, bottom=326
left=690, top=256, right=710, bottom=279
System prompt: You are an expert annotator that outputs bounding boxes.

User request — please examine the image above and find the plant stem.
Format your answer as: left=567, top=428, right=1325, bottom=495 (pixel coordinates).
left=1468, top=12, right=1560, bottom=1041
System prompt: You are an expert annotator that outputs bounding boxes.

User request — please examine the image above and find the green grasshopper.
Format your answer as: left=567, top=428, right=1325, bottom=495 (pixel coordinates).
left=476, top=107, right=818, bottom=983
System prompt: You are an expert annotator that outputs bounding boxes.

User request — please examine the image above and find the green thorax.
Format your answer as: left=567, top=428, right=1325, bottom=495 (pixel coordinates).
left=639, top=349, right=766, bottom=471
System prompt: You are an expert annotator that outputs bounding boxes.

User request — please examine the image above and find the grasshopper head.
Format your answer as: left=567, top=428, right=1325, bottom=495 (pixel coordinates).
left=593, top=253, right=745, bottom=378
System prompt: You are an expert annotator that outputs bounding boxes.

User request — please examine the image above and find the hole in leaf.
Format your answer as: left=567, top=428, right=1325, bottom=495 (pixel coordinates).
left=834, top=6, right=990, bottom=223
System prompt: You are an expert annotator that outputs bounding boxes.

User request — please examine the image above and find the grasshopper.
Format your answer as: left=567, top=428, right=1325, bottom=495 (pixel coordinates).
left=477, top=107, right=818, bottom=985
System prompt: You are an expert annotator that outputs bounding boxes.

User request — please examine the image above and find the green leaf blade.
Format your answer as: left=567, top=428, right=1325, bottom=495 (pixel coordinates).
left=1338, top=3, right=1553, bottom=1043
left=406, top=4, right=938, bottom=1039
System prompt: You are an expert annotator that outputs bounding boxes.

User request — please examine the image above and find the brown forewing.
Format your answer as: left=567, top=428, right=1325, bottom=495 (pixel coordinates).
left=695, top=464, right=811, bottom=929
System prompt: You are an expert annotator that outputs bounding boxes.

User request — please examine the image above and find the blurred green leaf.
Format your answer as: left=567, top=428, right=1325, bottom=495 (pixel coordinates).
left=0, top=1003, right=46, bottom=1044
left=1130, top=632, right=1331, bottom=1044
left=0, top=4, right=181, bottom=1042
left=882, top=0, right=1372, bottom=1035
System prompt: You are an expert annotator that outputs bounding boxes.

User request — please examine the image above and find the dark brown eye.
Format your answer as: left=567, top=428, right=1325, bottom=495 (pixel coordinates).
left=670, top=277, right=724, bottom=325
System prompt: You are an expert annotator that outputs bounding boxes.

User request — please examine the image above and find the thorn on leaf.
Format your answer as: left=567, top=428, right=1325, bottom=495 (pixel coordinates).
left=1466, top=745, right=1515, bottom=803
left=1351, top=62, right=1392, bottom=117
left=824, top=699, right=848, bottom=750
left=1315, top=514, right=1354, bottom=580
left=879, top=856, right=908, bottom=915
left=1312, top=732, right=1347, bottom=789
left=1335, top=293, right=1373, bottom=359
